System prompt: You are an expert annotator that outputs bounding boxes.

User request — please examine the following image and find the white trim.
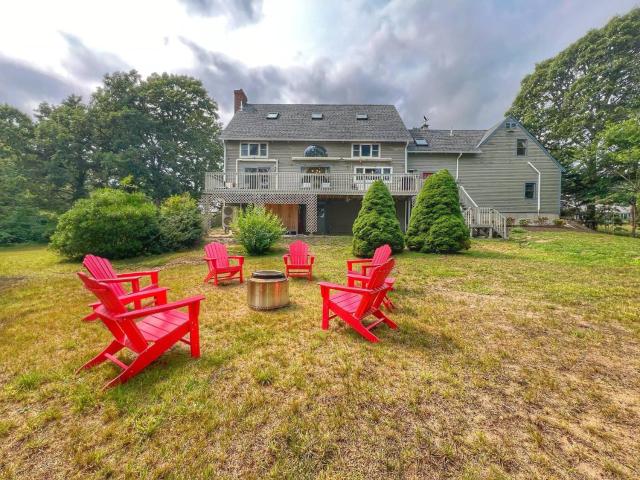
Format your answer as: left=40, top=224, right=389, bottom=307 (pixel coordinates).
left=455, top=152, right=462, bottom=180
left=239, top=142, right=269, bottom=159
left=351, top=143, right=381, bottom=158
left=235, top=158, right=278, bottom=174
left=291, top=156, right=393, bottom=162
left=222, top=139, right=227, bottom=179
left=527, top=161, right=541, bottom=215
left=404, top=141, right=408, bottom=173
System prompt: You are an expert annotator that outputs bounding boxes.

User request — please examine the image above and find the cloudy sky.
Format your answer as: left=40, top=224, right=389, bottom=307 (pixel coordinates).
left=0, top=0, right=637, bottom=129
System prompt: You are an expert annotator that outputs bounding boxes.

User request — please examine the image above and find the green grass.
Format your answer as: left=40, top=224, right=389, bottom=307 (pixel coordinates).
left=1, top=231, right=639, bottom=479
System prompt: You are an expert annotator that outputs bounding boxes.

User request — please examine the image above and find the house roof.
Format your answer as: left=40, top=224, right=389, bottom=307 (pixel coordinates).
left=220, top=103, right=413, bottom=142
left=407, top=128, right=485, bottom=153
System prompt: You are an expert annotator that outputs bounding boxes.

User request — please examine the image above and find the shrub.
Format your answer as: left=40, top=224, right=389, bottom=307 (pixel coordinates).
left=518, top=218, right=531, bottom=226
left=50, top=189, right=160, bottom=259
left=159, top=194, right=203, bottom=251
left=0, top=207, right=57, bottom=244
left=506, top=217, right=516, bottom=227
left=534, top=216, right=549, bottom=226
left=424, top=215, right=471, bottom=253
left=232, top=205, right=285, bottom=255
left=553, top=218, right=565, bottom=227
left=406, top=169, right=470, bottom=253
left=352, top=180, right=404, bottom=257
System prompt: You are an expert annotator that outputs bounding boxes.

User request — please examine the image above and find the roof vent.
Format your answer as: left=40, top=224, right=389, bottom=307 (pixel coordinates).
left=311, top=112, right=323, bottom=120
left=449, top=128, right=453, bottom=137
left=266, top=112, right=279, bottom=119
left=505, top=120, right=517, bottom=130
left=415, top=139, right=428, bottom=146
left=356, top=113, right=368, bottom=120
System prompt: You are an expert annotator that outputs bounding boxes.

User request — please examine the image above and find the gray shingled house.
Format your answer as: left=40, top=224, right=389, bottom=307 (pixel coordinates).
left=203, top=89, right=563, bottom=237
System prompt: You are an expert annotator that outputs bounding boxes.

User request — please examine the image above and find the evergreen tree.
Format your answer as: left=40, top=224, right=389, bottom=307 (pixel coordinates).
left=352, top=180, right=404, bottom=257
left=406, top=170, right=470, bottom=253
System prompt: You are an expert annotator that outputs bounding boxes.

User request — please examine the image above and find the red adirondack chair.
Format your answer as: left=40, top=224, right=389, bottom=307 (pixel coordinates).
left=319, top=258, right=397, bottom=343
left=76, top=272, right=204, bottom=390
left=283, top=240, right=315, bottom=279
left=346, top=244, right=395, bottom=310
left=203, top=242, right=244, bottom=285
left=83, top=254, right=164, bottom=310
left=346, top=244, right=392, bottom=280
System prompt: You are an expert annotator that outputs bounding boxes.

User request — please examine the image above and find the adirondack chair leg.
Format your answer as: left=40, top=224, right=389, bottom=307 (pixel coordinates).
left=383, top=295, right=395, bottom=311
left=322, top=299, right=330, bottom=330
left=204, top=270, right=214, bottom=283
left=189, top=304, right=201, bottom=358
left=239, top=268, right=244, bottom=283
left=213, top=272, right=219, bottom=286
left=372, top=309, right=398, bottom=329
left=348, top=318, right=380, bottom=343
left=77, top=340, right=123, bottom=373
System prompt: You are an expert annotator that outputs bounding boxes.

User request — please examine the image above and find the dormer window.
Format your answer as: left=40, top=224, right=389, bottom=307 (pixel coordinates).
left=266, top=112, right=279, bottom=119
left=356, top=113, right=368, bottom=120
left=352, top=143, right=380, bottom=158
left=311, top=113, right=323, bottom=120
left=415, top=138, right=428, bottom=146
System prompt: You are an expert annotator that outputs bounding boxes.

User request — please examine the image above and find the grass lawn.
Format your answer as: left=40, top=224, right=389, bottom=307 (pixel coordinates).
left=1, top=231, right=639, bottom=479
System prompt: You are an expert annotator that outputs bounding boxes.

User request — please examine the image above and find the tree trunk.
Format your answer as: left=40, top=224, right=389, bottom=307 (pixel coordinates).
left=631, top=199, right=637, bottom=238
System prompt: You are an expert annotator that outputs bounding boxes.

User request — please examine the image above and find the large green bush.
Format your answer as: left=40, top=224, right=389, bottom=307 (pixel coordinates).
left=50, top=189, right=160, bottom=259
left=232, top=205, right=285, bottom=255
left=159, top=193, right=203, bottom=251
left=352, top=180, right=404, bottom=257
left=0, top=206, right=57, bottom=244
left=406, top=169, right=470, bottom=253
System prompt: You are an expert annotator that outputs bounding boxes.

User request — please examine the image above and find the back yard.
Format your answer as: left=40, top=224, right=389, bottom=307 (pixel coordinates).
left=0, top=230, right=639, bottom=479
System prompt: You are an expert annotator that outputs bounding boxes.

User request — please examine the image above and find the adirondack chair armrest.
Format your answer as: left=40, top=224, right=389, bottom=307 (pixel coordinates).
left=119, top=287, right=170, bottom=306
left=318, top=282, right=371, bottom=296
left=346, top=259, right=372, bottom=272
left=99, top=276, right=142, bottom=284
left=309, top=255, right=315, bottom=265
left=228, top=255, right=244, bottom=265
left=117, top=270, right=160, bottom=283
left=117, top=295, right=206, bottom=320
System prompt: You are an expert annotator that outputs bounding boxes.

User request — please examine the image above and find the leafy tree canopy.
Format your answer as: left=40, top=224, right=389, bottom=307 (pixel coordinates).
left=507, top=8, right=640, bottom=211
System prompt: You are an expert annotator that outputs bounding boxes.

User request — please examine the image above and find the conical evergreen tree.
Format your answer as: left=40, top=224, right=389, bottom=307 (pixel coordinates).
left=405, top=169, right=470, bottom=253
left=352, top=180, right=404, bottom=257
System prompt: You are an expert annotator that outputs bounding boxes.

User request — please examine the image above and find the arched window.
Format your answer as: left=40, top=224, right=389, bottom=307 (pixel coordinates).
left=303, top=144, right=328, bottom=157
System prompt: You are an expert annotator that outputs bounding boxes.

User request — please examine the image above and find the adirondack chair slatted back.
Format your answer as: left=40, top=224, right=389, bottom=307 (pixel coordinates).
left=354, top=258, right=395, bottom=318
left=355, top=259, right=395, bottom=318
left=77, top=272, right=149, bottom=353
left=205, top=242, right=229, bottom=268
left=83, top=254, right=127, bottom=297
left=371, top=244, right=392, bottom=267
left=289, top=240, right=309, bottom=265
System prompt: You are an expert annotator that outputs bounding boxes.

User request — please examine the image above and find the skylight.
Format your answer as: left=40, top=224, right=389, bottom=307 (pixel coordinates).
left=311, top=113, right=323, bottom=120
left=356, top=113, right=368, bottom=120
left=415, top=139, right=428, bottom=146
left=266, top=112, right=279, bottom=119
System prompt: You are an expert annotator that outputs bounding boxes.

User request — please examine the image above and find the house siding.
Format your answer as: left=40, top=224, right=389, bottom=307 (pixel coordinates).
left=408, top=124, right=561, bottom=217
left=225, top=140, right=407, bottom=177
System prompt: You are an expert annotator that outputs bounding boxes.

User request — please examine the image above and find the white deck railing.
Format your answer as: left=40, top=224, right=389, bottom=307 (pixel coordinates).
left=463, top=207, right=509, bottom=239
left=205, top=172, right=423, bottom=195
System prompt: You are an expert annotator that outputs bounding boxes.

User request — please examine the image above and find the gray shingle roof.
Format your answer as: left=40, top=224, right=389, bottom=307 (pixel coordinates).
left=221, top=104, right=413, bottom=142
left=407, top=128, right=485, bottom=153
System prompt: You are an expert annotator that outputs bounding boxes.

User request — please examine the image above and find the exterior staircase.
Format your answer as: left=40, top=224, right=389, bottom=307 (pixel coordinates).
left=459, top=186, right=509, bottom=239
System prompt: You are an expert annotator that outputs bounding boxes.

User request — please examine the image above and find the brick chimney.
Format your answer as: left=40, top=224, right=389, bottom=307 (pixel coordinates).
left=234, top=89, right=247, bottom=113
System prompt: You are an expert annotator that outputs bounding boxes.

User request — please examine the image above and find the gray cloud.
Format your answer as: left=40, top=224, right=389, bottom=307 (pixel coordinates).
left=0, top=55, right=78, bottom=114
left=178, top=0, right=263, bottom=26
left=60, top=32, right=129, bottom=82
left=183, top=1, right=639, bottom=129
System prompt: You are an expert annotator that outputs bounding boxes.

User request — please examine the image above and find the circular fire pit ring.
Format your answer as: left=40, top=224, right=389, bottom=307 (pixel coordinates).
left=247, top=270, right=290, bottom=310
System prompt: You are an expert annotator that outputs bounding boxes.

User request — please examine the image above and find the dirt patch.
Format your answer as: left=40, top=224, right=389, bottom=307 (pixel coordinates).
left=0, top=276, right=26, bottom=293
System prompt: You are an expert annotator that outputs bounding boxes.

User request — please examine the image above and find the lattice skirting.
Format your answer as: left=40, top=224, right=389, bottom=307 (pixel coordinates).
left=202, top=192, right=318, bottom=233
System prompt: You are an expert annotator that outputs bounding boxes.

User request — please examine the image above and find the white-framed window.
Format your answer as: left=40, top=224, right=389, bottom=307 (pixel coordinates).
left=506, top=120, right=518, bottom=130
left=517, top=139, right=527, bottom=156
left=352, top=143, right=380, bottom=158
left=240, top=142, right=268, bottom=158
left=354, top=166, right=392, bottom=190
